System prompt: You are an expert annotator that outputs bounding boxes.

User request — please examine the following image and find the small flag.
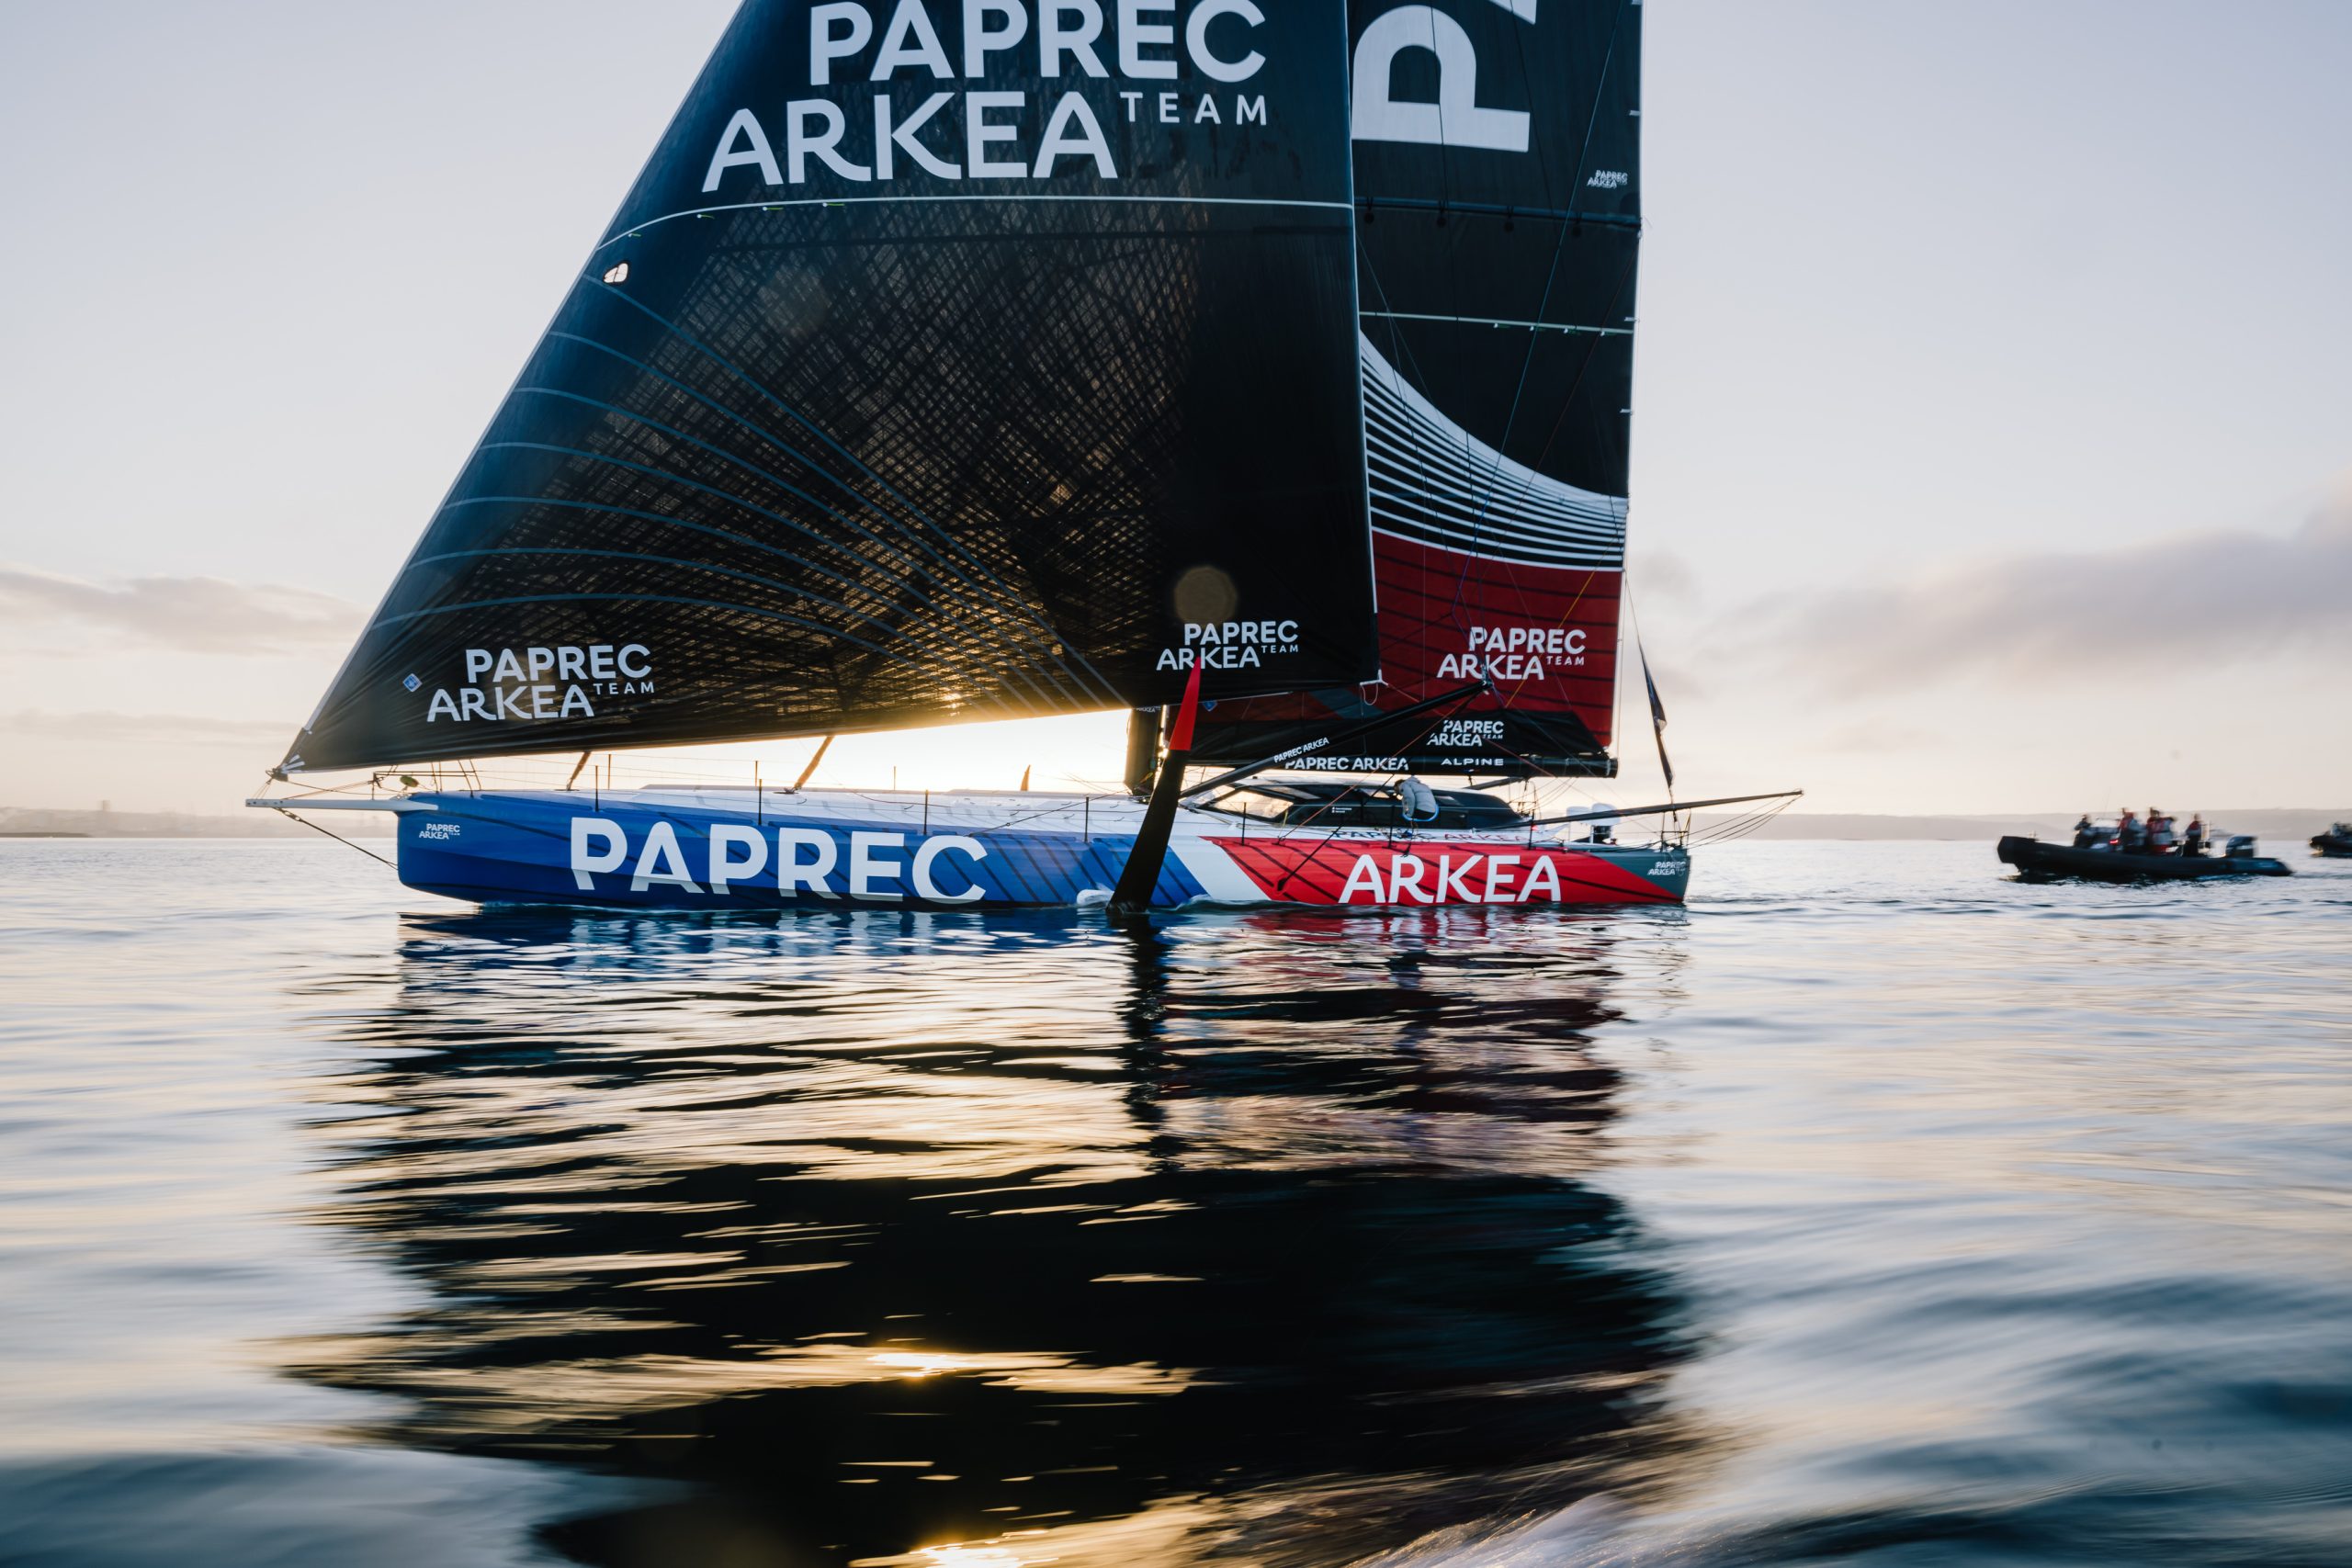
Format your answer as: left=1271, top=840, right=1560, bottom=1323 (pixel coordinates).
left=1166, top=662, right=1204, bottom=752
left=1640, top=647, right=1674, bottom=792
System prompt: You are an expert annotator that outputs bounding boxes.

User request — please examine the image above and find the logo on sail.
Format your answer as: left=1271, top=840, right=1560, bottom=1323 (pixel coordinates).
left=419, top=644, right=656, bottom=726
left=701, top=1, right=1279, bottom=194
left=1433, top=625, right=1587, bottom=682
left=1157, top=617, right=1301, bottom=671
left=1351, top=3, right=1533, bottom=152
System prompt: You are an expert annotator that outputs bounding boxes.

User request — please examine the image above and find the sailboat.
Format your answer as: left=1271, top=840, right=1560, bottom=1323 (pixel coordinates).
left=252, top=0, right=1791, bottom=910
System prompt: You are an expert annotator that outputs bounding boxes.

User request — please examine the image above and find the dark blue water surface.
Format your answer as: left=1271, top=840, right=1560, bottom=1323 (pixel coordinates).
left=3, top=840, right=2347, bottom=1567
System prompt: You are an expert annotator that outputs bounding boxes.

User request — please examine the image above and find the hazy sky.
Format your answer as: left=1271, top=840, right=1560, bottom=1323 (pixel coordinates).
left=2, top=1, right=2347, bottom=816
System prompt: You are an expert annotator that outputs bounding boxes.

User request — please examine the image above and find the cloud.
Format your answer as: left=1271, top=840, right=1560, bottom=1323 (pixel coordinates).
left=1736, top=497, right=2352, bottom=693
left=0, top=710, right=291, bottom=747
left=1815, top=717, right=1936, bottom=753
left=1627, top=548, right=1701, bottom=605
left=0, top=566, right=359, bottom=653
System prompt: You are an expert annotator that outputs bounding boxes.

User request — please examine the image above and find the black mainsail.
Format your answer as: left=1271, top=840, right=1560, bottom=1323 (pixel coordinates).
left=1191, top=0, right=1643, bottom=779
left=285, top=1, right=1372, bottom=774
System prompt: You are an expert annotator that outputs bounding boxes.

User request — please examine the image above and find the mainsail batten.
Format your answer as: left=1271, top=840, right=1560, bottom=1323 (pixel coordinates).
left=285, top=2, right=1374, bottom=774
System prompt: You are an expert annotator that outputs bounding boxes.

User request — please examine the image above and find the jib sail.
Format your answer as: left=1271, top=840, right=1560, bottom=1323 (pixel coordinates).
left=1190, top=0, right=1642, bottom=779
left=283, top=1, right=1372, bottom=775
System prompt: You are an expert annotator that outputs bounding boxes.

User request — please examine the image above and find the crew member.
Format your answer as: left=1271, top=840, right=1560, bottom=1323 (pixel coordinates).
left=2182, top=815, right=2207, bottom=857
left=2118, top=809, right=2143, bottom=851
left=2073, top=814, right=2100, bottom=849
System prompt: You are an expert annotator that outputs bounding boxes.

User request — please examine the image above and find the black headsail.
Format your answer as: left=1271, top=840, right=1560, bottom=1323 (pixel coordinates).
left=1190, top=0, right=1642, bottom=780
left=284, top=1, right=1372, bottom=775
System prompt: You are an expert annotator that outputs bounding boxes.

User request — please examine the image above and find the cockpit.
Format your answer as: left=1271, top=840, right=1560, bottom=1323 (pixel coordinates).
left=1204, top=780, right=1528, bottom=833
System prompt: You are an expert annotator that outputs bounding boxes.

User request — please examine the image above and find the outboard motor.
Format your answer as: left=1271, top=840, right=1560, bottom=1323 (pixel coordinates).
left=2225, top=834, right=2257, bottom=860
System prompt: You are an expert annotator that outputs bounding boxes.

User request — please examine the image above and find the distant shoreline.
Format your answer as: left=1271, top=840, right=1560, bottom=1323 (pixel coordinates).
left=0, top=807, right=391, bottom=840
left=1682, top=808, right=2347, bottom=841
left=4, top=805, right=2340, bottom=844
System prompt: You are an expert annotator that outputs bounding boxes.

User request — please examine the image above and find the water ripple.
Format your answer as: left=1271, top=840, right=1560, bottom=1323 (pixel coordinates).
left=1, top=841, right=2346, bottom=1566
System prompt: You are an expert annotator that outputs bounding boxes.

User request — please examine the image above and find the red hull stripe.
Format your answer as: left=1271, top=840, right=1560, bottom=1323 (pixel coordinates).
left=1204, top=839, right=1677, bottom=906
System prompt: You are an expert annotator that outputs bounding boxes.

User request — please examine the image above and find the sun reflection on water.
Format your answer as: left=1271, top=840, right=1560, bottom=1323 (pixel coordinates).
left=276, top=904, right=1697, bottom=1564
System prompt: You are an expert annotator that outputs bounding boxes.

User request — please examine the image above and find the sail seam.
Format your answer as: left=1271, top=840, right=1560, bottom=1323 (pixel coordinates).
left=450, top=444, right=1070, bottom=709
left=489, top=384, right=1066, bottom=711
left=1369, top=525, right=1623, bottom=574
left=596, top=195, right=1355, bottom=252
left=594, top=286, right=1125, bottom=706
left=399, top=546, right=1049, bottom=711
left=533, top=331, right=1069, bottom=701
left=1362, top=310, right=1629, bottom=336
left=367, top=591, right=899, bottom=656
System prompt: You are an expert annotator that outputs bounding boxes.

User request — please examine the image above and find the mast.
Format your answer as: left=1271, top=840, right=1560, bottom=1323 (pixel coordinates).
left=1122, top=709, right=1161, bottom=798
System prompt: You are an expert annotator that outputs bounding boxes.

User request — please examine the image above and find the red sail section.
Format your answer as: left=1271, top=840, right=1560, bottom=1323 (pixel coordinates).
left=1196, top=536, right=1619, bottom=776
left=1203, top=838, right=1676, bottom=906
left=1371, top=536, right=1620, bottom=753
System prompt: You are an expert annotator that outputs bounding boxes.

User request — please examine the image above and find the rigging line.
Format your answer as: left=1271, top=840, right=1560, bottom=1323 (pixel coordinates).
left=1526, top=245, right=1642, bottom=479
left=1447, top=217, right=1569, bottom=626
left=1373, top=527, right=1615, bottom=574
left=591, top=286, right=1123, bottom=706
left=594, top=193, right=1357, bottom=252
left=368, top=590, right=896, bottom=654
left=576, top=297, right=1108, bottom=706
left=263, top=773, right=391, bottom=803
left=1616, top=581, right=1635, bottom=793
left=281, top=10, right=737, bottom=761
left=1503, top=15, right=1550, bottom=205
left=1490, top=313, right=1639, bottom=710
left=1348, top=197, right=1639, bottom=229
left=415, top=503, right=1055, bottom=719
left=457, top=444, right=962, bottom=624
left=442, top=385, right=1068, bottom=709
left=1366, top=472, right=1623, bottom=541
left=1496, top=563, right=1608, bottom=712
left=444, top=457, right=1066, bottom=716
left=1364, top=394, right=1629, bottom=521
left=269, top=807, right=394, bottom=868
left=1370, top=514, right=1620, bottom=569
left=1416, top=4, right=1457, bottom=222
left=401, top=543, right=993, bottom=675
left=1358, top=273, right=1502, bottom=627
left=1450, top=9, right=1630, bottom=625
left=539, top=332, right=1042, bottom=628
left=1362, top=310, right=1628, bottom=335
left=1355, top=265, right=1469, bottom=654
left=1260, top=687, right=1487, bottom=893
left=510, top=375, right=956, bottom=597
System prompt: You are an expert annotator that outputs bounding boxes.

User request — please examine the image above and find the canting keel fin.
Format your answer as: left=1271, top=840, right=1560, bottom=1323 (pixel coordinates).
left=1109, top=664, right=1204, bottom=916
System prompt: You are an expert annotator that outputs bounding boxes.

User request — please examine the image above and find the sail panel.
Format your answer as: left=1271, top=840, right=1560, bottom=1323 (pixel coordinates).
left=1191, top=0, right=1642, bottom=778
left=287, top=1, right=1370, bottom=774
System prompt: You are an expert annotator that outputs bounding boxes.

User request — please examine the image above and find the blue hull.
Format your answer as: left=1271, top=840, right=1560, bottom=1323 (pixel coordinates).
left=370, top=789, right=1690, bottom=912
left=397, top=791, right=1208, bottom=910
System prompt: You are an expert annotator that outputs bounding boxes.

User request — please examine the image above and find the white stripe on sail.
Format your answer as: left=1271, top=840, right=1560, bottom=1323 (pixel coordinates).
left=1358, top=336, right=1626, bottom=570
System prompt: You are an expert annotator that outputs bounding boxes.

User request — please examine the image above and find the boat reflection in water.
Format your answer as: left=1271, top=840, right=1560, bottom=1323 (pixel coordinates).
left=283, top=908, right=1707, bottom=1566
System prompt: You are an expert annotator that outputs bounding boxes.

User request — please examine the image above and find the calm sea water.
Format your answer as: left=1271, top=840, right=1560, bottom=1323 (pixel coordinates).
left=2, top=839, right=2347, bottom=1568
